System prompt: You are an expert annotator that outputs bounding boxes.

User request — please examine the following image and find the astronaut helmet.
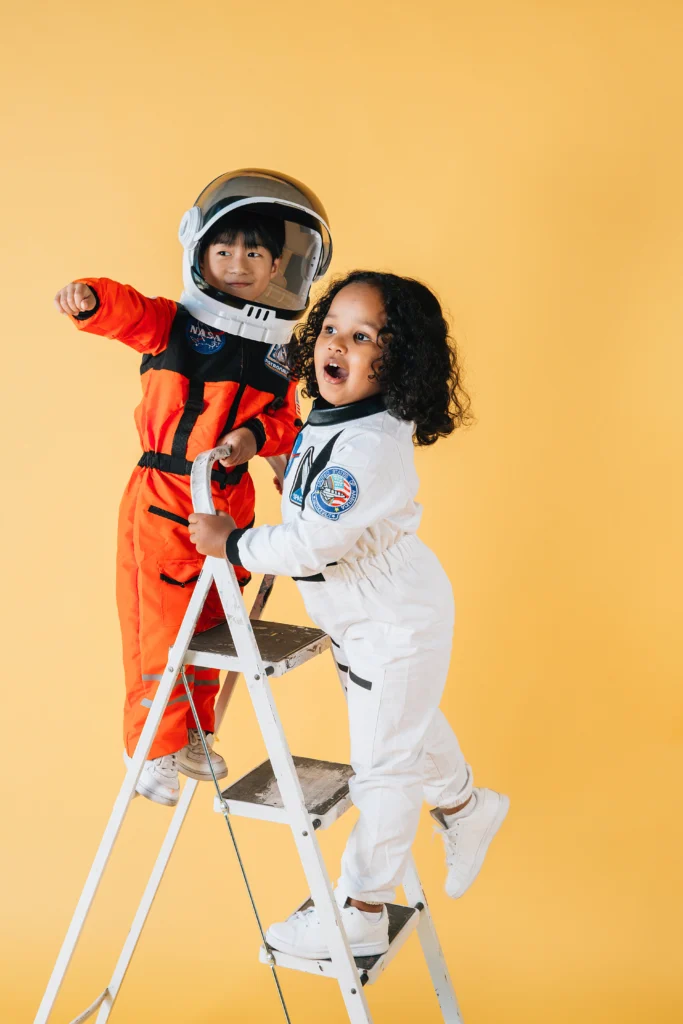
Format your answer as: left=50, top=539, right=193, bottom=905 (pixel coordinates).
left=178, top=168, right=332, bottom=345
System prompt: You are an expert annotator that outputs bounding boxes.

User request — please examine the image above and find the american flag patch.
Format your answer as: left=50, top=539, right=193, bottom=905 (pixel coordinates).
left=311, top=466, right=359, bottom=521
left=321, top=474, right=352, bottom=506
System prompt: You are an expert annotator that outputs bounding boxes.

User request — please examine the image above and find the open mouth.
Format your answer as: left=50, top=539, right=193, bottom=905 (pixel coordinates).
left=324, top=361, right=349, bottom=383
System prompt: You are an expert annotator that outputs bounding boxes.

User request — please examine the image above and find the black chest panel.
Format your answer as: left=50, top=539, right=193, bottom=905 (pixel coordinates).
left=140, top=306, right=291, bottom=397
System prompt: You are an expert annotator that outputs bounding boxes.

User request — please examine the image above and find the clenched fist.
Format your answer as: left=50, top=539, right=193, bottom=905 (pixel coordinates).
left=54, top=282, right=97, bottom=316
left=216, top=427, right=258, bottom=467
left=188, top=511, right=237, bottom=559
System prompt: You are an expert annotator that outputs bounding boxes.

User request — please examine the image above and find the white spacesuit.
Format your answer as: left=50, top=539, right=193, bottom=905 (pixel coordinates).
left=226, top=392, right=474, bottom=903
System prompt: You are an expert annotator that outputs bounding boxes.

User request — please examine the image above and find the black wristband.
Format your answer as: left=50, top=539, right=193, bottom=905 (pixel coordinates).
left=75, top=287, right=100, bottom=320
left=241, top=417, right=267, bottom=453
left=226, top=526, right=251, bottom=567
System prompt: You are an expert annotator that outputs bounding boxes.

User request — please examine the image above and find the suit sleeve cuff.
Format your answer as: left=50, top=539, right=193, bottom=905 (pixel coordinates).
left=241, top=417, right=266, bottom=453
left=74, top=288, right=100, bottom=321
left=226, top=526, right=251, bottom=567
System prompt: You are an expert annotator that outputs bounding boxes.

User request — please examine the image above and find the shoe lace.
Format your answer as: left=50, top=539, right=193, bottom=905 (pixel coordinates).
left=155, top=753, right=177, bottom=775
left=292, top=905, right=317, bottom=928
left=189, top=730, right=213, bottom=751
left=435, top=821, right=461, bottom=865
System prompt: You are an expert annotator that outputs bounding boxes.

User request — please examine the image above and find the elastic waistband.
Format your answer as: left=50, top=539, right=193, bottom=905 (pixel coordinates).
left=296, top=534, right=423, bottom=585
left=137, top=451, right=247, bottom=490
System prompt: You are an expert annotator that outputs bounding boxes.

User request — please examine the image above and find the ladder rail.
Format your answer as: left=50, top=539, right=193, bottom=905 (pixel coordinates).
left=402, top=856, right=463, bottom=1023
left=34, top=565, right=215, bottom=1024
left=95, top=574, right=277, bottom=1024
left=94, top=778, right=199, bottom=1023
left=181, top=669, right=293, bottom=1024
left=191, top=448, right=373, bottom=1021
left=210, top=555, right=374, bottom=1023
left=35, top=451, right=285, bottom=1024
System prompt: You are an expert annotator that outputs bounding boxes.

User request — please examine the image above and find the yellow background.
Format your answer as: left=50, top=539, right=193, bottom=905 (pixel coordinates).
left=1, top=1, right=682, bottom=1021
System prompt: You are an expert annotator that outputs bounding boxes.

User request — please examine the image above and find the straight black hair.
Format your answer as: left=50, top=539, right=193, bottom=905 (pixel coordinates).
left=200, top=210, right=286, bottom=262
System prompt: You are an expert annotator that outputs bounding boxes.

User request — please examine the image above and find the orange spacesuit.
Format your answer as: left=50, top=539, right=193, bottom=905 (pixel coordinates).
left=72, top=277, right=299, bottom=758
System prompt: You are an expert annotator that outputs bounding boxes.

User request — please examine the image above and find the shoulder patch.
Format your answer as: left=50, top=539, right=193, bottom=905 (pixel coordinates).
left=264, top=343, right=291, bottom=379
left=311, top=466, right=359, bottom=520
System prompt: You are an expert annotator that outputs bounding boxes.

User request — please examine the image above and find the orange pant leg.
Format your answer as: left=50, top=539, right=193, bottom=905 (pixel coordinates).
left=117, top=467, right=251, bottom=759
left=117, top=471, right=148, bottom=755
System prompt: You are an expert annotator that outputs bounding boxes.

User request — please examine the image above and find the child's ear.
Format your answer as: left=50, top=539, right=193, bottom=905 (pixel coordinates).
left=270, top=256, right=281, bottom=279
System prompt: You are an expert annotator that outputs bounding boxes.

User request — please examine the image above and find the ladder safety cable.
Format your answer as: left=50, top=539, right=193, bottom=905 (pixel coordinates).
left=180, top=668, right=293, bottom=1024
left=67, top=988, right=109, bottom=1024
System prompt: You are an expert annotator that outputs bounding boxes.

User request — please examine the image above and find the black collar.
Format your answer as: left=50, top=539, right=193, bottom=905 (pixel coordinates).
left=306, top=393, right=387, bottom=426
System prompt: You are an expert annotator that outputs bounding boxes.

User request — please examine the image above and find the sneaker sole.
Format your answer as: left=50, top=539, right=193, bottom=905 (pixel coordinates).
left=446, top=794, right=510, bottom=899
left=134, top=778, right=179, bottom=807
left=265, top=932, right=389, bottom=960
left=122, top=752, right=180, bottom=807
left=177, top=763, right=229, bottom=782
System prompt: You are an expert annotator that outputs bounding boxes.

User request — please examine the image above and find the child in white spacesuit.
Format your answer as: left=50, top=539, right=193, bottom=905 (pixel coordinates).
left=189, top=270, right=509, bottom=958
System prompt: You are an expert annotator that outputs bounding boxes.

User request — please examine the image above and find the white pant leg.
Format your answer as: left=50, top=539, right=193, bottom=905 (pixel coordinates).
left=331, top=644, right=472, bottom=813
left=335, top=628, right=453, bottom=905
left=422, top=709, right=473, bottom=809
left=301, top=536, right=469, bottom=904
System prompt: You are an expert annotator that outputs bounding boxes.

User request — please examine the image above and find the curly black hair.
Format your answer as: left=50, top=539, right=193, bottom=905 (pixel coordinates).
left=287, top=270, right=471, bottom=446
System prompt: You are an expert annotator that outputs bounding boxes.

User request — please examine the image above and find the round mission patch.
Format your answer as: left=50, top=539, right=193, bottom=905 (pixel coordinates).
left=311, top=466, right=359, bottom=521
left=186, top=321, right=226, bottom=354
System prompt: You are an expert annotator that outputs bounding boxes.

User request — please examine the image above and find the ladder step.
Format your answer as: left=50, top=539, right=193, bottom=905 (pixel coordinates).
left=259, top=899, right=420, bottom=985
left=214, top=756, right=354, bottom=828
left=186, top=620, right=329, bottom=675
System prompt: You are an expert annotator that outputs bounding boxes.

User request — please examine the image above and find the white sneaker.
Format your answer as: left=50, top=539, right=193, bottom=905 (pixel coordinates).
left=177, top=730, right=228, bottom=782
left=431, top=788, right=510, bottom=898
left=266, top=901, right=389, bottom=960
left=123, top=751, right=180, bottom=807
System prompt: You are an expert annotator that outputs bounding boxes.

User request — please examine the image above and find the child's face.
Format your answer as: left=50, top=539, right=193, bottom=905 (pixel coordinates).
left=314, top=283, right=385, bottom=406
left=201, top=234, right=280, bottom=302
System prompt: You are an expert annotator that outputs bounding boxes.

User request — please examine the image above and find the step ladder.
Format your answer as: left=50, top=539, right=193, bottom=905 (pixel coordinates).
left=34, top=446, right=463, bottom=1024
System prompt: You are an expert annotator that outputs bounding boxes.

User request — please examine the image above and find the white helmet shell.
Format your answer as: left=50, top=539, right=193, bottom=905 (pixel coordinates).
left=179, top=168, right=332, bottom=345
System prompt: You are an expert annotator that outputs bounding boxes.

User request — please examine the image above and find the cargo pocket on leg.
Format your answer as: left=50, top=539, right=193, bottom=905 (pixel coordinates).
left=158, top=558, right=203, bottom=628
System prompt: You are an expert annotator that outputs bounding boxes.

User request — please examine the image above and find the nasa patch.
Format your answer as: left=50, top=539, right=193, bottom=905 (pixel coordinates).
left=311, top=466, right=359, bottom=521
left=264, top=343, right=291, bottom=379
left=187, top=321, right=226, bottom=354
